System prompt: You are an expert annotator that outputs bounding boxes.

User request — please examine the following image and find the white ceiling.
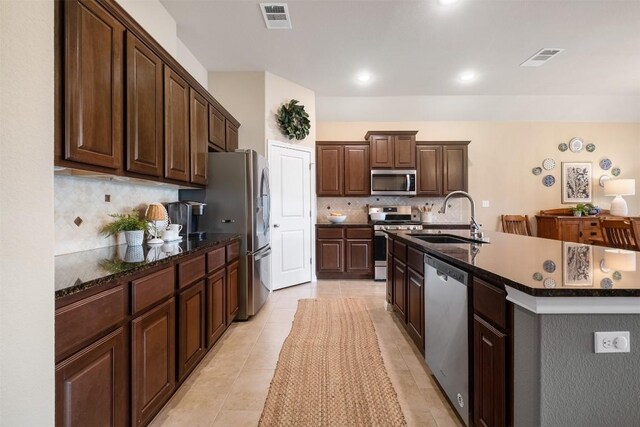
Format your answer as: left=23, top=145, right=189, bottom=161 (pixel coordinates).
left=160, top=0, right=640, bottom=97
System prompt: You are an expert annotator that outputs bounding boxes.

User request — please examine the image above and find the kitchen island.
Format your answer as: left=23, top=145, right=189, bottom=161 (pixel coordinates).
left=55, top=234, right=241, bottom=426
left=387, top=229, right=640, bottom=427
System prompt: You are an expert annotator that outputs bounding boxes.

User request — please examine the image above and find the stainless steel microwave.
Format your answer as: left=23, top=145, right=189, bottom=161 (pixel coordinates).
left=370, top=170, right=417, bottom=196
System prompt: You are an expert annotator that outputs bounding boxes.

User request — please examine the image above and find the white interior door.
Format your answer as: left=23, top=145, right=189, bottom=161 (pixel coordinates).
left=269, top=143, right=312, bottom=290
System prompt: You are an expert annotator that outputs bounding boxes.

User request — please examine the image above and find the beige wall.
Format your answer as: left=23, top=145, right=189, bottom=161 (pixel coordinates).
left=210, top=72, right=317, bottom=156
left=0, top=0, right=55, bottom=424
left=317, top=121, right=640, bottom=232
left=116, top=0, right=208, bottom=88
left=209, top=71, right=266, bottom=154
left=265, top=72, right=316, bottom=151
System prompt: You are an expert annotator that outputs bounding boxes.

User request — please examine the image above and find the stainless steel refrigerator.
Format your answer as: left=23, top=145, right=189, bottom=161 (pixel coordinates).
left=200, top=150, right=271, bottom=320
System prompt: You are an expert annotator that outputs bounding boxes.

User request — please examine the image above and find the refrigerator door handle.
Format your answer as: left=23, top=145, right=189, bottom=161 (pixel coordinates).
left=254, top=247, right=272, bottom=261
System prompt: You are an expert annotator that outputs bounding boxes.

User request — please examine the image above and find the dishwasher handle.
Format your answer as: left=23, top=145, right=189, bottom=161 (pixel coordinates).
left=436, top=270, right=449, bottom=282
left=425, top=254, right=468, bottom=285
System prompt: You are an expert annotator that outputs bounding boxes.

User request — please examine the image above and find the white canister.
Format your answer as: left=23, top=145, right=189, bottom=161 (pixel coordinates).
left=421, top=212, right=434, bottom=223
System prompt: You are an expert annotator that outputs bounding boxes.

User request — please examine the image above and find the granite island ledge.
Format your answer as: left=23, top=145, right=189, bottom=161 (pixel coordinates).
left=387, top=229, right=640, bottom=314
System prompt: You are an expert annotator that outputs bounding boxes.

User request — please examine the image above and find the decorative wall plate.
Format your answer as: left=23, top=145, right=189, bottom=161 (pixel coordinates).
left=612, top=167, right=621, bottom=176
left=600, top=278, right=613, bottom=289
left=599, top=175, right=610, bottom=187
left=599, top=158, right=612, bottom=170
left=558, top=143, right=568, bottom=152
left=542, top=158, right=556, bottom=170
left=612, top=271, right=622, bottom=281
left=532, top=272, right=543, bottom=281
left=532, top=167, right=542, bottom=176
left=543, top=260, right=556, bottom=273
left=543, top=278, right=557, bottom=288
left=542, top=175, right=555, bottom=187
left=569, top=137, right=584, bottom=153
left=586, top=143, right=596, bottom=152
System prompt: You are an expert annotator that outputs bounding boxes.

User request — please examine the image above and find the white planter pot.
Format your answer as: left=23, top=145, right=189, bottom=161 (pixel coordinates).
left=124, top=230, right=144, bottom=246
left=124, top=245, right=144, bottom=263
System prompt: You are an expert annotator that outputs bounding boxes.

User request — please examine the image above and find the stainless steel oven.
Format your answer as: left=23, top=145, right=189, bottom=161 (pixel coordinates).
left=370, top=206, right=422, bottom=280
left=371, top=170, right=417, bottom=196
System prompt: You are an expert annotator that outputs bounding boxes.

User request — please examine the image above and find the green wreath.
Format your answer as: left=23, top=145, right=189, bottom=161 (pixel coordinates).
left=277, top=99, right=310, bottom=141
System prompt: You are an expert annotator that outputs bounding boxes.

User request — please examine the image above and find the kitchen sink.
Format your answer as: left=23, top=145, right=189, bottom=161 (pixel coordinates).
left=408, top=234, right=488, bottom=244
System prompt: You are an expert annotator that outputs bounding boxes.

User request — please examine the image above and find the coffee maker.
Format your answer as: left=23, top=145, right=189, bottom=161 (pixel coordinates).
left=166, top=201, right=207, bottom=239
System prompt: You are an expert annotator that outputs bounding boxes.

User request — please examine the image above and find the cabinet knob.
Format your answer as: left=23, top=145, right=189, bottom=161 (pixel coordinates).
left=273, top=224, right=280, bottom=228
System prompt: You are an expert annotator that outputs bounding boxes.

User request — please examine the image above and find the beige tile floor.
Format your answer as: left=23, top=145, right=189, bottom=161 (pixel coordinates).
left=150, top=280, right=463, bottom=427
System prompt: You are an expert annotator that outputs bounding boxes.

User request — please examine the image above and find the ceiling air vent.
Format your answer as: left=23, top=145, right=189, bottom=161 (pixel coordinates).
left=520, top=48, right=564, bottom=67
left=260, top=3, right=292, bottom=30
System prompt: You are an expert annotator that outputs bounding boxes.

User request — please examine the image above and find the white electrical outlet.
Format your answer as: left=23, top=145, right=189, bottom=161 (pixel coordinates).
left=594, top=331, right=630, bottom=353
left=482, top=200, right=490, bottom=208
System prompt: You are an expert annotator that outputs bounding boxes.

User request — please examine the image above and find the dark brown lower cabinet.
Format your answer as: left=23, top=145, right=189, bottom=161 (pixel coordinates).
left=178, top=281, right=206, bottom=381
left=226, top=260, right=239, bottom=324
left=131, top=298, right=176, bottom=427
left=393, top=258, right=407, bottom=322
left=316, top=239, right=344, bottom=274
left=406, top=267, right=424, bottom=350
left=386, top=255, right=394, bottom=304
left=207, top=268, right=226, bottom=347
left=345, top=239, right=373, bottom=273
left=55, top=327, right=127, bottom=427
left=473, top=315, right=507, bottom=427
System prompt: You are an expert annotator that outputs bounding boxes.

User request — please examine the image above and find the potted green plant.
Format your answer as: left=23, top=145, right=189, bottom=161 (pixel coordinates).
left=101, top=212, right=148, bottom=246
left=570, top=203, right=596, bottom=217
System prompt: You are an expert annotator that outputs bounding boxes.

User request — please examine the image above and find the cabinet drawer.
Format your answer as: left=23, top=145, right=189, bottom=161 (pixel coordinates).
left=407, top=246, right=424, bottom=275
left=178, top=255, right=205, bottom=289
left=346, top=227, right=373, bottom=239
left=226, top=240, right=240, bottom=262
left=131, top=267, right=175, bottom=315
left=55, top=285, right=126, bottom=361
left=393, top=240, right=407, bottom=262
left=207, top=247, right=226, bottom=274
left=317, top=227, right=344, bottom=239
left=473, top=278, right=507, bottom=331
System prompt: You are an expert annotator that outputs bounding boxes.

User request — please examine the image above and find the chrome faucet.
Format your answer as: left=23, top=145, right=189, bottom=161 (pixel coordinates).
left=438, top=191, right=483, bottom=239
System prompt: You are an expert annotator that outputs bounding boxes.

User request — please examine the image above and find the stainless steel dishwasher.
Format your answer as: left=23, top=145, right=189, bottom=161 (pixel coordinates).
left=424, top=255, right=469, bottom=426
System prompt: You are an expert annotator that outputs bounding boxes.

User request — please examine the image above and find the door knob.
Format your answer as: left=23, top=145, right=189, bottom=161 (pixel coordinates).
left=273, top=224, right=280, bottom=228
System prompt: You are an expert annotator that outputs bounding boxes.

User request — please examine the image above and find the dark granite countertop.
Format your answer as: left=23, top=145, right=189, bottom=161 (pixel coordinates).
left=387, top=229, right=640, bottom=297
left=316, top=222, right=372, bottom=227
left=55, top=233, right=240, bottom=299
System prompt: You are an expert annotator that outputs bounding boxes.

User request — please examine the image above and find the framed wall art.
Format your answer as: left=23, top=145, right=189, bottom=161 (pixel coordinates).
left=561, top=162, right=592, bottom=203
left=563, top=242, right=593, bottom=287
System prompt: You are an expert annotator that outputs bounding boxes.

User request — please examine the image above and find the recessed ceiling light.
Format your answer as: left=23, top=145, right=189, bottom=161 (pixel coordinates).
left=356, top=72, right=372, bottom=84
left=438, top=0, right=460, bottom=5
left=458, top=70, right=476, bottom=83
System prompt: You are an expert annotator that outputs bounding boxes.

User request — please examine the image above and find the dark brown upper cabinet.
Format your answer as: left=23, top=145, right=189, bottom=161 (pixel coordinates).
left=190, top=89, right=208, bottom=185
left=226, top=121, right=239, bottom=152
left=416, top=145, right=442, bottom=196
left=164, top=67, right=190, bottom=182
left=366, top=131, right=417, bottom=169
left=443, top=144, right=468, bottom=194
left=316, top=145, right=344, bottom=196
left=64, top=0, right=124, bottom=169
left=208, top=105, right=226, bottom=151
left=344, top=145, right=370, bottom=196
left=416, top=142, right=468, bottom=196
left=316, top=143, right=370, bottom=197
left=126, top=32, right=163, bottom=177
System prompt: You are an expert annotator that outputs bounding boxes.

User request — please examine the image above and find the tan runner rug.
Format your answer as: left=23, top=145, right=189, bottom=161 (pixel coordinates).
left=259, top=298, right=407, bottom=426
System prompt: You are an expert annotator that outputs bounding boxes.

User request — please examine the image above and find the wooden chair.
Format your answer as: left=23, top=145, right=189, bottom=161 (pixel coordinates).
left=599, top=218, right=640, bottom=251
left=501, top=215, right=532, bottom=236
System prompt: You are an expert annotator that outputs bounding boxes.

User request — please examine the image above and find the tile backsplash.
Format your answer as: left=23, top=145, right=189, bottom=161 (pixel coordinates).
left=317, top=196, right=468, bottom=223
left=54, top=175, right=178, bottom=255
